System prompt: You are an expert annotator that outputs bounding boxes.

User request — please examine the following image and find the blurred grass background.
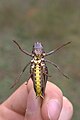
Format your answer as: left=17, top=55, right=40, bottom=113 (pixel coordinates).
left=0, top=0, right=80, bottom=119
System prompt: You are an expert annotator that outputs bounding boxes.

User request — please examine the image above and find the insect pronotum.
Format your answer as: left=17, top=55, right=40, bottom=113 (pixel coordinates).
left=11, top=40, right=71, bottom=99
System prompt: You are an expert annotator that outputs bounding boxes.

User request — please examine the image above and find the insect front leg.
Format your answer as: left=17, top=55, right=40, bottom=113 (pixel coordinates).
left=45, top=59, right=69, bottom=79
left=43, top=71, right=51, bottom=77
left=10, top=62, right=30, bottom=88
left=41, top=62, right=51, bottom=77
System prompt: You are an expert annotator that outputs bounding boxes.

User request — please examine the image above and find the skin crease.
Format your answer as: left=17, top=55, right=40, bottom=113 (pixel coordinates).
left=0, top=79, right=73, bottom=120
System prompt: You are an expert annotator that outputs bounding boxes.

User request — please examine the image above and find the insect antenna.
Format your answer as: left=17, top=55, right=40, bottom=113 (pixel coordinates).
left=13, top=40, right=32, bottom=56
left=45, top=41, right=71, bottom=56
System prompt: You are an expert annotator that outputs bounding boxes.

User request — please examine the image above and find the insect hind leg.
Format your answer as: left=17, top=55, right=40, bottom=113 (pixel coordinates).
left=45, top=59, right=69, bottom=79
left=10, top=62, right=30, bottom=88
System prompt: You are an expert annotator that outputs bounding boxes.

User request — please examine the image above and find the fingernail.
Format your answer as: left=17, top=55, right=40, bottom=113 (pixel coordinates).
left=48, top=99, right=61, bottom=120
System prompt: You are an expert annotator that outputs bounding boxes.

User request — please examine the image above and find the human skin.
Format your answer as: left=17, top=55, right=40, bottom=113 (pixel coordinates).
left=0, top=79, right=73, bottom=120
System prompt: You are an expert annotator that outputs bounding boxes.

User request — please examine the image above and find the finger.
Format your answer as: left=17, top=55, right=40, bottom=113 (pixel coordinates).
left=0, top=105, right=24, bottom=120
left=41, top=81, right=63, bottom=120
left=24, top=79, right=43, bottom=120
left=59, top=96, right=73, bottom=120
left=3, top=82, right=28, bottom=115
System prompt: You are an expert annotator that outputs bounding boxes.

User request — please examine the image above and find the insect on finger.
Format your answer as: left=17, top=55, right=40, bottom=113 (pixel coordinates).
left=12, top=41, right=71, bottom=98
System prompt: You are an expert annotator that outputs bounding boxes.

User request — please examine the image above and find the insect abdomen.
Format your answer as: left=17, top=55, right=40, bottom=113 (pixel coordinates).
left=34, top=63, right=43, bottom=98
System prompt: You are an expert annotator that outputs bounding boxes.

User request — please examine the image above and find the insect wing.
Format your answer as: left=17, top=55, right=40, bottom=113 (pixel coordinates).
left=41, top=65, right=48, bottom=96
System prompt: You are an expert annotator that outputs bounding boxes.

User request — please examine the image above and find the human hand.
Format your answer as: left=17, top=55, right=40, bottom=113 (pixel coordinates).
left=0, top=79, right=73, bottom=120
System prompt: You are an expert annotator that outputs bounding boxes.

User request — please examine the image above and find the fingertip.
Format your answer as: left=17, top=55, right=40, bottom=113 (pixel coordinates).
left=47, top=99, right=62, bottom=120
left=63, top=96, right=73, bottom=114
left=59, top=96, right=73, bottom=120
left=41, top=81, right=63, bottom=120
left=45, top=81, right=63, bottom=99
left=25, top=84, right=42, bottom=120
left=27, top=78, right=33, bottom=93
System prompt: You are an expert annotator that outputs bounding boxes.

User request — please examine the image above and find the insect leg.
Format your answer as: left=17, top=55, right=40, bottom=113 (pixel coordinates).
left=10, top=62, right=30, bottom=88
left=43, top=70, right=51, bottom=77
left=45, top=59, right=69, bottom=79
left=45, top=41, right=71, bottom=56
left=13, top=40, right=32, bottom=56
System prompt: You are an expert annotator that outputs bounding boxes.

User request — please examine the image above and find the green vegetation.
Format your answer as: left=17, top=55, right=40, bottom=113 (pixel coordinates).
left=0, top=0, right=80, bottom=119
